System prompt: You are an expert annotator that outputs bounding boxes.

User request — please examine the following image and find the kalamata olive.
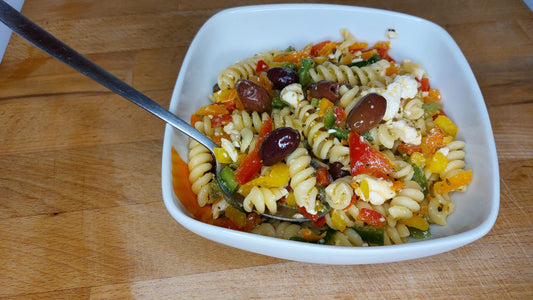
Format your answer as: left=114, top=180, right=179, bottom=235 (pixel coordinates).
left=259, top=127, right=301, bottom=166
left=346, top=93, right=387, bottom=134
left=236, top=79, right=271, bottom=113
left=307, top=80, right=340, bottom=102
left=266, top=67, right=299, bottom=90
left=328, top=162, right=351, bottom=181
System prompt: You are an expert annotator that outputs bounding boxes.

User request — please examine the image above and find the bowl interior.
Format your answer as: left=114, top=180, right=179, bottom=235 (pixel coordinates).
left=161, top=4, right=499, bottom=264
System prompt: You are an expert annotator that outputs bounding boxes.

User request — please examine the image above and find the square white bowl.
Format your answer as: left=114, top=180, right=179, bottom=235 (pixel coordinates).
left=161, top=4, right=499, bottom=264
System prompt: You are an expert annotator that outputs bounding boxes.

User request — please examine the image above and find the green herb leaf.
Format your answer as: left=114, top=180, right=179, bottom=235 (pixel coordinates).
left=348, top=53, right=380, bottom=68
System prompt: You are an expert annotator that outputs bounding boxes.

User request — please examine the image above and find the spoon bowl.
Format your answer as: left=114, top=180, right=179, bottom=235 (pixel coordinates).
left=0, top=0, right=310, bottom=221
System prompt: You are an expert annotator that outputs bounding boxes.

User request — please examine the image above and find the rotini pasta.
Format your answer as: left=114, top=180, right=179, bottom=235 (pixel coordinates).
left=181, top=28, right=472, bottom=247
left=187, top=140, right=214, bottom=207
left=217, top=50, right=281, bottom=90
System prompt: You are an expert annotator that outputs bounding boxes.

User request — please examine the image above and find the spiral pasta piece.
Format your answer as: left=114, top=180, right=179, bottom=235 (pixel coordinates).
left=187, top=140, right=214, bottom=207
left=384, top=223, right=410, bottom=245
left=271, top=107, right=301, bottom=130
left=387, top=181, right=425, bottom=226
left=440, top=140, right=466, bottom=180
left=309, top=60, right=392, bottom=88
left=193, top=115, right=215, bottom=137
left=329, top=228, right=365, bottom=246
left=325, top=205, right=360, bottom=232
left=427, top=190, right=455, bottom=225
left=285, top=147, right=318, bottom=214
left=231, top=110, right=270, bottom=133
left=243, top=186, right=288, bottom=215
left=383, top=150, right=414, bottom=181
left=368, top=123, right=400, bottom=149
left=252, top=221, right=302, bottom=239
left=402, top=98, right=425, bottom=120
left=217, top=50, right=281, bottom=90
left=325, top=177, right=354, bottom=210
left=294, top=100, right=348, bottom=162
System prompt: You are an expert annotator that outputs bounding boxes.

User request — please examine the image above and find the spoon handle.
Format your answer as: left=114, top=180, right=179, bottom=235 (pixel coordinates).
left=0, top=0, right=218, bottom=152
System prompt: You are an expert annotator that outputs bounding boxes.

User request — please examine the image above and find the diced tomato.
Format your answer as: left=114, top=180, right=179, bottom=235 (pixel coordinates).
left=255, top=60, right=269, bottom=73
left=356, top=208, right=386, bottom=227
left=316, top=166, right=331, bottom=187
left=234, top=117, right=272, bottom=184
left=333, top=106, right=346, bottom=126
left=398, top=143, right=423, bottom=156
left=211, top=114, right=232, bottom=128
left=349, top=132, right=394, bottom=178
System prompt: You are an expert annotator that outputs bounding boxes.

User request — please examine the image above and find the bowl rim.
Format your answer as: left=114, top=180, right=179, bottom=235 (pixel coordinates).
left=160, top=3, right=500, bottom=264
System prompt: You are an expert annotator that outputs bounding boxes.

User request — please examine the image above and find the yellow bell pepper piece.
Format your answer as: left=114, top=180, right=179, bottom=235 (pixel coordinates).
left=401, top=215, right=429, bottom=231
left=434, top=170, right=472, bottom=194
left=285, top=191, right=296, bottom=207
left=434, top=115, right=458, bottom=137
left=238, top=162, right=290, bottom=195
left=317, top=98, right=334, bottom=117
left=331, top=209, right=347, bottom=232
left=360, top=179, right=370, bottom=199
left=428, top=152, right=448, bottom=174
left=214, top=147, right=232, bottom=164
left=410, top=152, right=426, bottom=167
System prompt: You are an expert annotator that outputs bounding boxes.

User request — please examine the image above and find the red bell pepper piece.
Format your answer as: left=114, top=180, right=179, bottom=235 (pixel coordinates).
left=349, top=132, right=394, bottom=178
left=234, top=117, right=272, bottom=184
left=255, top=60, right=269, bottom=73
left=356, top=208, right=386, bottom=227
left=398, top=143, right=423, bottom=156
left=297, top=206, right=319, bottom=223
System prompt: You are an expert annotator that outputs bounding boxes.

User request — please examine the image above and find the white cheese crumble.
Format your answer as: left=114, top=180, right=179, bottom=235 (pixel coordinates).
left=362, top=75, right=419, bottom=121
left=388, top=119, right=422, bottom=145
left=280, top=83, right=305, bottom=107
left=352, top=174, right=396, bottom=205
left=437, top=146, right=450, bottom=157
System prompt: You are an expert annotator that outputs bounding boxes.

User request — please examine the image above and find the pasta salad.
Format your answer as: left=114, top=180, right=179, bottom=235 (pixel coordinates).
left=177, top=29, right=472, bottom=246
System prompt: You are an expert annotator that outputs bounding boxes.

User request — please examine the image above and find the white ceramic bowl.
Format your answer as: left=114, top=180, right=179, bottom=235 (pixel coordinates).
left=161, top=4, right=499, bottom=264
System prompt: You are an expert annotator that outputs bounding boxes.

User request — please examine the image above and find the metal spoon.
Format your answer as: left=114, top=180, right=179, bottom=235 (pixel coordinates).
left=0, top=0, right=315, bottom=221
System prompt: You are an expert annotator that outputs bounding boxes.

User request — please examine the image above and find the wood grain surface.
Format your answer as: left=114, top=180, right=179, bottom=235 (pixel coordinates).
left=0, top=0, right=532, bottom=299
